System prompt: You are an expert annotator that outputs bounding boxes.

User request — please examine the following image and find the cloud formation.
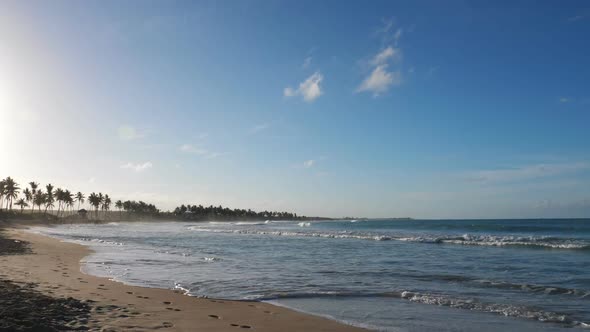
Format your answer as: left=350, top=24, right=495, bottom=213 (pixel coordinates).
left=357, top=65, right=402, bottom=96
left=284, top=72, right=323, bottom=102
left=302, top=56, right=312, bottom=69
left=357, top=21, right=405, bottom=96
left=303, top=160, right=315, bottom=168
left=118, top=125, right=144, bottom=140
left=121, top=161, right=153, bottom=172
left=179, top=144, right=224, bottom=159
left=370, top=46, right=400, bottom=66
left=248, top=123, right=270, bottom=135
left=466, top=162, right=590, bottom=184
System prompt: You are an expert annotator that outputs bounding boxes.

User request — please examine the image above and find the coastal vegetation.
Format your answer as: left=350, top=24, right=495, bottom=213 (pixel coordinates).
left=0, top=176, right=311, bottom=222
left=0, top=176, right=160, bottom=221
left=171, top=204, right=311, bottom=221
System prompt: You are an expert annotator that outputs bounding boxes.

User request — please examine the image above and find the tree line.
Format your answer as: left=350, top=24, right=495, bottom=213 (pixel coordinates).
left=0, top=176, right=159, bottom=220
left=172, top=204, right=307, bottom=221
left=2, top=176, right=309, bottom=222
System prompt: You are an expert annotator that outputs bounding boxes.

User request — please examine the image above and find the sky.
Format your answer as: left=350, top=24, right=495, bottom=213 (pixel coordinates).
left=1, top=0, right=589, bottom=219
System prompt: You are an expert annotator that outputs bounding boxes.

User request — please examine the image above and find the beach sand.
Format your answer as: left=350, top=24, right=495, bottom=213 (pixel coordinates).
left=0, top=227, right=365, bottom=331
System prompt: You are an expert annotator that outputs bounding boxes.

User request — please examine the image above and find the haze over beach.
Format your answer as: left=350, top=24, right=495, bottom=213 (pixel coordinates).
left=1, top=1, right=590, bottom=331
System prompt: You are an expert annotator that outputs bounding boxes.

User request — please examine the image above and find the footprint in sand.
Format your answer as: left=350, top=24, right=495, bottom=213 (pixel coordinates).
left=126, top=291, right=133, bottom=294
left=162, top=322, right=174, bottom=328
left=163, top=301, right=172, bottom=304
left=230, top=323, right=252, bottom=329
left=208, top=315, right=220, bottom=319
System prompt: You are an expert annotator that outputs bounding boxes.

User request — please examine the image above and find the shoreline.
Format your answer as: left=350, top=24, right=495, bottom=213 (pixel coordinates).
left=1, top=226, right=365, bottom=331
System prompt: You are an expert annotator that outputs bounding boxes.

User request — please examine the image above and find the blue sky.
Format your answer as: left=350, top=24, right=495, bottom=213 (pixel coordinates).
left=1, top=0, right=589, bottom=218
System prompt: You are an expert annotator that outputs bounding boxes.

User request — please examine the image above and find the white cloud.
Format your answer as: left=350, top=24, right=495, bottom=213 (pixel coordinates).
left=118, top=125, right=144, bottom=140
left=560, top=97, right=571, bottom=103
left=302, top=56, right=312, bottom=69
left=179, top=144, right=225, bottom=159
left=370, top=46, right=400, bottom=66
left=427, top=66, right=439, bottom=78
left=284, top=72, right=323, bottom=102
left=466, top=162, right=590, bottom=184
left=248, top=123, right=270, bottom=135
left=356, top=65, right=402, bottom=96
left=358, top=20, right=406, bottom=97
left=303, top=160, right=315, bottom=168
left=180, top=144, right=208, bottom=155
left=394, top=28, right=403, bottom=44
left=203, top=152, right=226, bottom=159
left=376, top=18, right=404, bottom=45
left=283, top=87, right=296, bottom=97
left=568, top=15, right=587, bottom=22
left=121, top=162, right=153, bottom=172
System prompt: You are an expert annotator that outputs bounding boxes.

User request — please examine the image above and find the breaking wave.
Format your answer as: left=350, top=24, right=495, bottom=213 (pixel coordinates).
left=255, top=290, right=588, bottom=327
left=186, top=227, right=590, bottom=250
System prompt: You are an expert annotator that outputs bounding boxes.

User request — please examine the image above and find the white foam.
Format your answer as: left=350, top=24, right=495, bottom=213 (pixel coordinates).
left=186, top=226, right=589, bottom=249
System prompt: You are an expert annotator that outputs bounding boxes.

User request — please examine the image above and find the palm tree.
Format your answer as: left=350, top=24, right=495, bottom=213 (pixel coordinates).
left=29, top=182, right=39, bottom=213
left=102, top=194, right=111, bottom=219
left=115, top=200, right=123, bottom=219
left=75, top=192, right=85, bottom=210
left=63, top=190, right=74, bottom=216
left=3, top=177, right=20, bottom=210
left=14, top=199, right=28, bottom=213
left=0, top=179, right=5, bottom=210
left=34, top=190, right=45, bottom=212
left=44, top=183, right=54, bottom=214
left=29, top=182, right=39, bottom=196
left=88, top=192, right=101, bottom=219
left=23, top=188, right=32, bottom=213
left=55, top=188, right=64, bottom=216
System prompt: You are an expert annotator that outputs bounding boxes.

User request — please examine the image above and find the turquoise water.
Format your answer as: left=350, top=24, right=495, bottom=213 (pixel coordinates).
left=32, top=219, right=590, bottom=331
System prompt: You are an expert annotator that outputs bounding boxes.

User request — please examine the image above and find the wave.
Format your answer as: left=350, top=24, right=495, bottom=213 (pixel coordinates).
left=256, top=290, right=587, bottom=327
left=235, top=221, right=269, bottom=226
left=186, top=227, right=590, bottom=250
left=400, top=234, right=590, bottom=249
left=298, top=222, right=311, bottom=227
left=473, top=279, right=590, bottom=298
left=73, top=237, right=125, bottom=246
left=333, top=270, right=590, bottom=299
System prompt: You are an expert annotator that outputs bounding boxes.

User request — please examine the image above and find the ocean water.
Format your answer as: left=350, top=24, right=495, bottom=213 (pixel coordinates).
left=31, top=219, right=590, bottom=331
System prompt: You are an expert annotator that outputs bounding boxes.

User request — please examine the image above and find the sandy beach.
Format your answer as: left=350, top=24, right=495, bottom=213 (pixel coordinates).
left=0, top=226, right=364, bottom=332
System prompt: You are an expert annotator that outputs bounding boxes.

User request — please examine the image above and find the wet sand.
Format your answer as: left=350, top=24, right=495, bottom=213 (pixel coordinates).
left=0, top=228, right=365, bottom=331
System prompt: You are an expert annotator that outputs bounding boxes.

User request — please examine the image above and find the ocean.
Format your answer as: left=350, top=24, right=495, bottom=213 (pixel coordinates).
left=31, top=219, right=590, bottom=331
